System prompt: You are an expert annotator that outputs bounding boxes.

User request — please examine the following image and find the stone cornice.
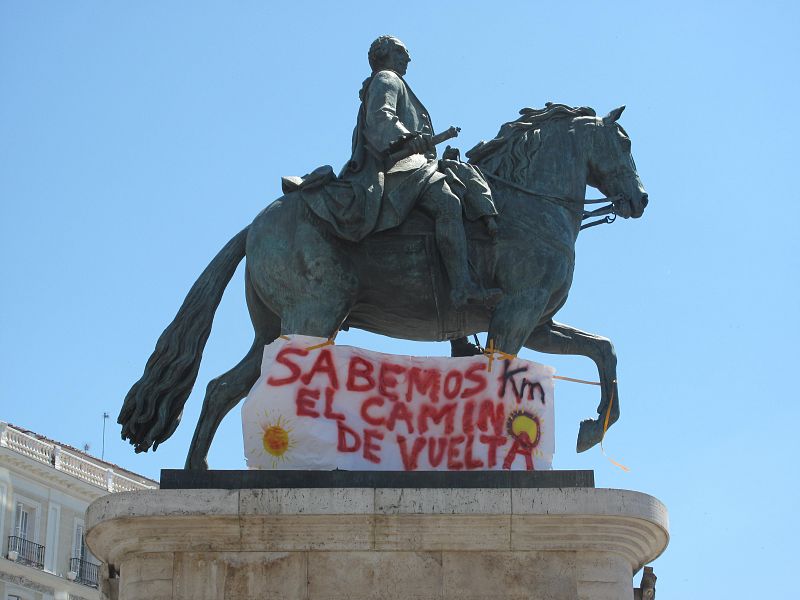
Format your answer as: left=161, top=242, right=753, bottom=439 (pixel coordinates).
left=87, top=487, right=668, bottom=572
left=0, top=447, right=105, bottom=503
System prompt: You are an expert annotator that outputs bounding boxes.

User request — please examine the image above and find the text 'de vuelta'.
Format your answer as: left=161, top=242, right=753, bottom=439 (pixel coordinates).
left=242, top=336, right=555, bottom=471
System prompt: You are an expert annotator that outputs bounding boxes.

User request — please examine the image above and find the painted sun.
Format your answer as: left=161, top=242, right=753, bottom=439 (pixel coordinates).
left=259, top=414, right=295, bottom=465
left=506, top=410, right=541, bottom=448
left=263, top=425, right=290, bottom=456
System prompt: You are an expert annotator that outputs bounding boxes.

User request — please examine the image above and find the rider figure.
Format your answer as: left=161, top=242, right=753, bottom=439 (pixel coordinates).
left=352, top=35, right=501, bottom=308
left=288, top=35, right=501, bottom=310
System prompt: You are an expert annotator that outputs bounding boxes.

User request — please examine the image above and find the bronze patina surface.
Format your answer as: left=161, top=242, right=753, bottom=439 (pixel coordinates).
left=119, top=36, right=648, bottom=469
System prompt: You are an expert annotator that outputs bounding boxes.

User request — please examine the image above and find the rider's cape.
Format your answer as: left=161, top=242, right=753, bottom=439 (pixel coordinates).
left=283, top=70, right=496, bottom=242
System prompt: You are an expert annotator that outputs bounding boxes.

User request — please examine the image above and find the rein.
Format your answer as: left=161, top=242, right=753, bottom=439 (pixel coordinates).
left=480, top=169, right=621, bottom=230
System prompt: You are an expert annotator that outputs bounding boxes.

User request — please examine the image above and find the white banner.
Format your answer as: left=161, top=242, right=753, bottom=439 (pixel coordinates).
left=242, top=336, right=555, bottom=471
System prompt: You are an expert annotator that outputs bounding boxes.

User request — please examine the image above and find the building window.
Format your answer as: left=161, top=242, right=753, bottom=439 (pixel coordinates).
left=70, top=519, right=99, bottom=587
left=14, top=501, right=33, bottom=541
left=11, top=495, right=40, bottom=544
left=0, top=483, right=7, bottom=545
left=9, top=495, right=43, bottom=569
left=72, top=520, right=85, bottom=561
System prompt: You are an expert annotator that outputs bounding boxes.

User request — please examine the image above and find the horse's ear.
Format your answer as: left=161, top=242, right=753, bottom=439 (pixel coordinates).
left=602, top=105, right=625, bottom=125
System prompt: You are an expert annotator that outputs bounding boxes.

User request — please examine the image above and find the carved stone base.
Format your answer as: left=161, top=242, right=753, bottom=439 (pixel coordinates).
left=86, top=486, right=668, bottom=600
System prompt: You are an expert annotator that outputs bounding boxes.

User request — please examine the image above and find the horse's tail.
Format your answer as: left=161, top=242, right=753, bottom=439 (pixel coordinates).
left=118, top=226, right=250, bottom=453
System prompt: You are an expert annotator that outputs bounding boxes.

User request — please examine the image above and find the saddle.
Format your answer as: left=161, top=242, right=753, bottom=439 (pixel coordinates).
left=284, top=158, right=501, bottom=329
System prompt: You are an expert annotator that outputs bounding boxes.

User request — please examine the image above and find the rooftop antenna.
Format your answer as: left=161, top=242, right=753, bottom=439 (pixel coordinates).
left=102, top=412, right=109, bottom=460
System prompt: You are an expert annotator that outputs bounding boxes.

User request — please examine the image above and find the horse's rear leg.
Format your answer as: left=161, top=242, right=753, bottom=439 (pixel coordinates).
left=279, top=290, right=353, bottom=338
left=184, top=337, right=268, bottom=469
left=185, top=274, right=281, bottom=470
left=524, top=320, right=619, bottom=452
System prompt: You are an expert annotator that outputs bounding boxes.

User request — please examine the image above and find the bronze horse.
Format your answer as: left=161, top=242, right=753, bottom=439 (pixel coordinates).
left=119, top=104, right=648, bottom=469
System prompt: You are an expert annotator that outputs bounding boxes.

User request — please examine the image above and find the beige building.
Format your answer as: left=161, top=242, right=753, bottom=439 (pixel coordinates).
left=0, top=421, right=156, bottom=600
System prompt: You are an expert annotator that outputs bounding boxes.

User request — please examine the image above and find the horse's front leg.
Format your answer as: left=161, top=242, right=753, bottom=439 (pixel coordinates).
left=524, top=320, right=619, bottom=452
left=486, top=287, right=551, bottom=356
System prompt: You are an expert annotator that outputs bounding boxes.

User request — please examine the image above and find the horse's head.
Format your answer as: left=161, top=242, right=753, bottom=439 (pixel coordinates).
left=587, top=106, right=648, bottom=219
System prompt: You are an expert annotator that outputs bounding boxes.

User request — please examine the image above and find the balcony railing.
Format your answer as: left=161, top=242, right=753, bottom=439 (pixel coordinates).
left=0, top=422, right=157, bottom=492
left=7, top=536, right=45, bottom=569
left=2, top=425, right=53, bottom=465
left=70, top=557, right=100, bottom=588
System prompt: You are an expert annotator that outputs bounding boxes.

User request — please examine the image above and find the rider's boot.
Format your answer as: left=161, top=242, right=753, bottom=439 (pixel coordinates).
left=450, top=280, right=503, bottom=310
left=483, top=215, right=498, bottom=239
left=434, top=215, right=502, bottom=310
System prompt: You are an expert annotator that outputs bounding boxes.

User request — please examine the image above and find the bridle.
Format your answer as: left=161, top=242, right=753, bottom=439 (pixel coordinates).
left=479, top=169, right=622, bottom=231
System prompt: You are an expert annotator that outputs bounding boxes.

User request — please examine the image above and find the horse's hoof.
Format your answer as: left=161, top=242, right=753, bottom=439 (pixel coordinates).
left=450, top=337, right=483, bottom=357
left=576, top=419, right=603, bottom=453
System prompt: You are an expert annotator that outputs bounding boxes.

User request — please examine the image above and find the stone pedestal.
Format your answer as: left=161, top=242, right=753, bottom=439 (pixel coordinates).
left=86, top=484, right=668, bottom=600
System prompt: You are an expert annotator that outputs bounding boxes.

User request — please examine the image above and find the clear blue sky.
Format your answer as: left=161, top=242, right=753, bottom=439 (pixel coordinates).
left=2, top=1, right=798, bottom=597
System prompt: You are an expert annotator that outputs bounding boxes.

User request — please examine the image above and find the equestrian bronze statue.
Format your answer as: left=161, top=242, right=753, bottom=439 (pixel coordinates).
left=119, top=36, right=648, bottom=469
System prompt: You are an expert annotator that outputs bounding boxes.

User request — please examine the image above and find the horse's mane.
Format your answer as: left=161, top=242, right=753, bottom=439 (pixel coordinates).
left=466, top=103, right=596, bottom=180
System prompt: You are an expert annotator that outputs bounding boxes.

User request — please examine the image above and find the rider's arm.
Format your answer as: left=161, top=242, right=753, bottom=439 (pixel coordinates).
left=363, top=70, right=412, bottom=153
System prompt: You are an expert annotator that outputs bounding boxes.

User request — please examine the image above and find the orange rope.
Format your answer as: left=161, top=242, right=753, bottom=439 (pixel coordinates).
left=305, top=338, right=335, bottom=351
left=554, top=375, right=629, bottom=472
left=483, top=339, right=516, bottom=372
left=599, top=384, right=629, bottom=472
left=277, top=334, right=337, bottom=351
left=553, top=375, right=601, bottom=386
